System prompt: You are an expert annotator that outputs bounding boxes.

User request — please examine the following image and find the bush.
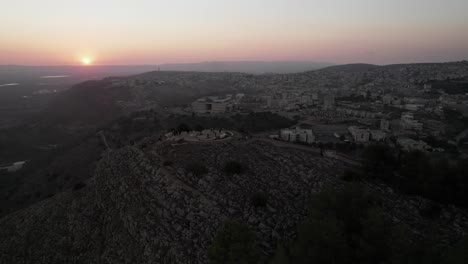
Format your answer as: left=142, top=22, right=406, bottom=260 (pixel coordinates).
left=223, top=161, right=244, bottom=175
left=272, top=184, right=407, bottom=264
left=362, top=144, right=396, bottom=179
left=251, top=192, right=268, bottom=207
left=208, top=220, right=259, bottom=264
left=185, top=163, right=208, bottom=177
left=342, top=169, right=363, bottom=182
left=72, top=182, right=86, bottom=191
left=419, top=202, right=442, bottom=219
left=163, top=160, right=173, bottom=166
left=444, top=237, right=468, bottom=264
left=177, top=123, right=191, bottom=132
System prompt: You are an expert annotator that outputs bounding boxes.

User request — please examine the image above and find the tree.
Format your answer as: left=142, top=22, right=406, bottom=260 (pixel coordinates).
left=177, top=123, right=191, bottom=132
left=223, top=161, right=244, bottom=175
left=272, top=184, right=404, bottom=264
left=443, top=237, right=468, bottom=264
left=251, top=192, right=268, bottom=208
left=208, top=220, right=259, bottom=264
left=362, top=144, right=396, bottom=179
left=185, top=163, right=208, bottom=177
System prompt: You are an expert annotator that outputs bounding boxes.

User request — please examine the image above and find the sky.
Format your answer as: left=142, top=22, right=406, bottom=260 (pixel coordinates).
left=1, top=0, right=467, bottom=65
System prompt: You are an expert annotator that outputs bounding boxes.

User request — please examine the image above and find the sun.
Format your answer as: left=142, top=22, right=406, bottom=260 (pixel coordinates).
left=81, top=57, right=92, bottom=65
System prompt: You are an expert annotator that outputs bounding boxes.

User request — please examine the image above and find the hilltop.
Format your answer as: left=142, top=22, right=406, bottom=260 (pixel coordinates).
left=1, top=137, right=468, bottom=263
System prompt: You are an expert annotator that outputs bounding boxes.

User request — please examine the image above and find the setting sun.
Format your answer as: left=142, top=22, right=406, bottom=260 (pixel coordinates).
left=81, top=57, right=91, bottom=65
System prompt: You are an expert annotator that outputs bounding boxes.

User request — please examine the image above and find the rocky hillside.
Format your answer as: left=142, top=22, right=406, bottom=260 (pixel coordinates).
left=1, top=138, right=467, bottom=263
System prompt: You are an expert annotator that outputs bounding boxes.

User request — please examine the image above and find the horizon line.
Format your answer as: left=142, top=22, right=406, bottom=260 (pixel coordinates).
left=0, top=59, right=467, bottom=68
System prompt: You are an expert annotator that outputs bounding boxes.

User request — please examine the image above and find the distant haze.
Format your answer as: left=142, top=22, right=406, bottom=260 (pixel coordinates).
left=1, top=0, right=468, bottom=65
left=0, top=61, right=332, bottom=84
left=157, top=61, right=333, bottom=73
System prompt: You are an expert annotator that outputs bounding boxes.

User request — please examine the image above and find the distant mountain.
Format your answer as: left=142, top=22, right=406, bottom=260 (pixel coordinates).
left=158, top=61, right=334, bottom=74
left=319, top=63, right=380, bottom=73
left=317, top=61, right=468, bottom=74
left=0, top=65, right=161, bottom=83
left=0, top=61, right=333, bottom=84
left=41, top=80, right=131, bottom=125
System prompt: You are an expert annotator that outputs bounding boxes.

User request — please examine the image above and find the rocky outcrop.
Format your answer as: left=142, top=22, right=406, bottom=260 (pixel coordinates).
left=1, top=140, right=467, bottom=263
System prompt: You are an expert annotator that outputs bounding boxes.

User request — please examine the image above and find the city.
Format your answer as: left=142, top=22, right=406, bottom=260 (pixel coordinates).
left=1, top=0, right=468, bottom=263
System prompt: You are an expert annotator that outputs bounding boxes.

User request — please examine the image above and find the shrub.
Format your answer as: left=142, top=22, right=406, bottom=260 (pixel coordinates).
left=342, top=169, right=363, bottom=182
left=72, top=182, right=86, bottom=191
left=272, top=184, right=406, bottom=264
left=419, top=202, right=442, bottom=219
left=444, top=237, right=468, bottom=264
left=177, top=123, right=191, bottom=132
left=223, top=161, right=244, bottom=175
left=251, top=192, right=268, bottom=207
left=163, top=160, right=173, bottom=166
left=185, top=163, right=208, bottom=177
left=208, top=220, right=259, bottom=264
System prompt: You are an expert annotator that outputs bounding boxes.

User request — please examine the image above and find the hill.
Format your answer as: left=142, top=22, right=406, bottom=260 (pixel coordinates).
left=40, top=80, right=131, bottom=126
left=1, top=139, right=467, bottom=263
left=320, top=63, right=380, bottom=73
left=158, top=61, right=333, bottom=73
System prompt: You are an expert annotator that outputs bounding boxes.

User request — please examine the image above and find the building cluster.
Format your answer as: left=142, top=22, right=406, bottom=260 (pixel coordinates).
left=348, top=126, right=386, bottom=143
left=397, top=137, right=431, bottom=152
left=191, top=95, right=243, bottom=114
left=165, top=129, right=233, bottom=142
left=335, top=107, right=378, bottom=119
left=262, top=90, right=319, bottom=110
left=400, top=112, right=423, bottom=132
left=0, top=161, right=27, bottom=172
left=279, top=127, right=315, bottom=144
left=110, top=62, right=468, bottom=155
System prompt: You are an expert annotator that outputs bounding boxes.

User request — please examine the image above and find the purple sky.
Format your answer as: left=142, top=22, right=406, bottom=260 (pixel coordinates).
left=1, top=0, right=467, bottom=65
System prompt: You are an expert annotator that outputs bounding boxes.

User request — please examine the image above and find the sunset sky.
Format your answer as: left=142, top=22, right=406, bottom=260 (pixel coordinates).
left=1, top=0, right=467, bottom=65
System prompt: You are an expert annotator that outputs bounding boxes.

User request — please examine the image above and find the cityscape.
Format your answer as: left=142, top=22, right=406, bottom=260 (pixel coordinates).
left=1, top=0, right=468, bottom=263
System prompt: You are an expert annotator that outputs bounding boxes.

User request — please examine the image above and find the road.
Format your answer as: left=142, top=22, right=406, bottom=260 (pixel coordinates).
left=248, top=137, right=362, bottom=167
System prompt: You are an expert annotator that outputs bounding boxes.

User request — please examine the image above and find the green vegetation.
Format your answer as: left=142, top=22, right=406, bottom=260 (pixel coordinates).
left=444, top=237, right=468, bottom=264
left=231, top=112, right=296, bottom=133
left=162, top=160, right=173, bottom=166
left=223, top=161, right=244, bottom=175
left=271, top=184, right=404, bottom=264
left=176, top=123, right=191, bottom=132
left=431, top=79, right=468, bottom=95
left=0, top=132, right=103, bottom=217
left=358, top=145, right=468, bottom=207
left=165, top=112, right=296, bottom=134
left=43, top=80, right=130, bottom=125
left=208, top=220, right=259, bottom=264
left=185, top=162, right=208, bottom=177
left=270, top=184, right=467, bottom=264
left=360, top=144, right=468, bottom=208
left=362, top=144, right=397, bottom=180
left=443, top=108, right=468, bottom=138
left=251, top=192, right=268, bottom=208
left=72, top=182, right=86, bottom=191
left=341, top=169, right=363, bottom=182
left=398, top=152, right=468, bottom=207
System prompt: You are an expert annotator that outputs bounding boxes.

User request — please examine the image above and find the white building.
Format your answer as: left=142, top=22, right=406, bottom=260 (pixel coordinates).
left=349, top=126, right=370, bottom=142
left=0, top=161, right=27, bottom=172
left=397, top=138, right=431, bottom=152
left=400, top=112, right=423, bottom=132
left=380, top=119, right=390, bottom=131
left=280, top=127, right=315, bottom=144
left=349, top=126, right=386, bottom=142
left=323, top=95, right=335, bottom=110
left=382, top=94, right=402, bottom=106
left=192, top=95, right=236, bottom=114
